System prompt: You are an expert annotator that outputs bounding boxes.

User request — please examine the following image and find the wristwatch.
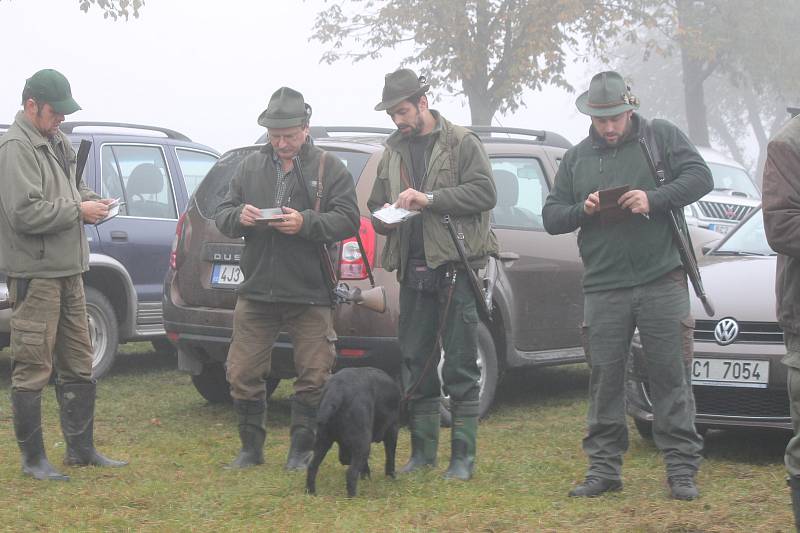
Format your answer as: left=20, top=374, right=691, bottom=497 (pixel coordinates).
left=425, top=192, right=435, bottom=207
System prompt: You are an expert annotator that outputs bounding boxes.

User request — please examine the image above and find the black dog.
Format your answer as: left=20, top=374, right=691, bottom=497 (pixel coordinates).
left=306, top=367, right=401, bottom=497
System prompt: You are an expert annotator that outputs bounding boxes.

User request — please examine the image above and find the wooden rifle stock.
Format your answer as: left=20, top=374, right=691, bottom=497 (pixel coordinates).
left=639, top=138, right=715, bottom=317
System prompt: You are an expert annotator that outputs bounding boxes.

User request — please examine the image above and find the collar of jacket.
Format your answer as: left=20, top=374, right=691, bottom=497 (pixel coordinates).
left=13, top=110, right=68, bottom=150
left=384, top=109, right=445, bottom=151
left=589, top=111, right=643, bottom=151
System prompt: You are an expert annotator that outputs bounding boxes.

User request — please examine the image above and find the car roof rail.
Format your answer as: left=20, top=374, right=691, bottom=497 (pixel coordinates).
left=309, top=126, right=394, bottom=138
left=468, top=126, right=572, bottom=149
left=59, top=122, right=192, bottom=142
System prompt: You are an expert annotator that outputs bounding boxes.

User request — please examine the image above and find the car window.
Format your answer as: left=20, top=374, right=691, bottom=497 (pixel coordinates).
left=707, top=162, right=760, bottom=198
left=101, top=144, right=177, bottom=219
left=490, top=157, right=548, bottom=230
left=324, top=150, right=369, bottom=183
left=194, top=148, right=257, bottom=219
left=714, top=209, right=775, bottom=256
left=176, top=149, right=218, bottom=198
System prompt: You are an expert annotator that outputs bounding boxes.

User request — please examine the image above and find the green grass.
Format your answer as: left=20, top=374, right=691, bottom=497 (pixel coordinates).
left=0, top=343, right=794, bottom=532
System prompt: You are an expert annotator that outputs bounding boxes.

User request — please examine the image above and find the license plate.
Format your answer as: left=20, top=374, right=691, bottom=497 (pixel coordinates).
left=211, top=263, right=243, bottom=287
left=691, top=358, right=768, bottom=388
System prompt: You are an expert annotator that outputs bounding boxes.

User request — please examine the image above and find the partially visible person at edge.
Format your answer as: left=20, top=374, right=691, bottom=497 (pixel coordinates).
left=542, top=71, right=712, bottom=500
left=214, top=87, right=359, bottom=471
left=0, top=69, right=127, bottom=480
left=367, top=68, right=498, bottom=481
left=762, top=107, right=800, bottom=530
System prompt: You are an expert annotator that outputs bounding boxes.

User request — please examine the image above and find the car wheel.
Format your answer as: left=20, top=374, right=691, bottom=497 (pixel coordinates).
left=85, top=287, right=119, bottom=380
left=634, top=418, right=654, bottom=440
left=151, top=338, right=177, bottom=356
left=190, top=362, right=282, bottom=404
left=439, top=322, right=499, bottom=427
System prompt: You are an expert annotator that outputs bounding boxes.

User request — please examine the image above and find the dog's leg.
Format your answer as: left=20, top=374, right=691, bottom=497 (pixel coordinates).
left=384, top=424, right=399, bottom=479
left=306, top=430, right=334, bottom=496
left=346, top=441, right=370, bottom=498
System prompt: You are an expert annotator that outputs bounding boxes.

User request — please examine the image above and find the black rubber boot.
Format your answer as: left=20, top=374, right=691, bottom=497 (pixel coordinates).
left=56, top=382, right=128, bottom=468
left=11, top=390, right=69, bottom=481
left=227, top=398, right=267, bottom=469
left=788, top=475, right=800, bottom=530
left=285, top=397, right=317, bottom=471
left=443, top=400, right=478, bottom=481
left=400, top=398, right=440, bottom=473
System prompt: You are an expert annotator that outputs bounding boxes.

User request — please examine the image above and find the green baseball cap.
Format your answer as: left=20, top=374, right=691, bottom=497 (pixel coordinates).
left=257, top=87, right=311, bottom=128
left=374, top=68, right=430, bottom=111
left=575, top=71, right=639, bottom=117
left=22, top=69, right=81, bottom=115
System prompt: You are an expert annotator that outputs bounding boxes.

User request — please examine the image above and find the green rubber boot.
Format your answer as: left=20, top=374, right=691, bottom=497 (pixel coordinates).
left=226, top=398, right=266, bottom=469
left=444, top=400, right=478, bottom=481
left=400, top=398, right=440, bottom=473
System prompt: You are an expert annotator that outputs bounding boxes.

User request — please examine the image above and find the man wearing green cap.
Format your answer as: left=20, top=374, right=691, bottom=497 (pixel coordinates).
left=367, top=68, right=498, bottom=481
left=543, top=71, right=712, bottom=500
left=0, top=68, right=127, bottom=481
left=215, top=87, right=359, bottom=471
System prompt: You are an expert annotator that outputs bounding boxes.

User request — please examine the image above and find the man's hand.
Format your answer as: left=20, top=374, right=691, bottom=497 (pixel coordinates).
left=272, top=206, right=304, bottom=235
left=395, top=188, right=429, bottom=211
left=583, top=191, right=600, bottom=215
left=619, top=189, right=650, bottom=214
left=80, top=200, right=109, bottom=224
left=239, top=204, right=261, bottom=227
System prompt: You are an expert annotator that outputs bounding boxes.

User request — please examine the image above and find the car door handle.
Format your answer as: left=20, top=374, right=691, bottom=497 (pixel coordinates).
left=110, top=230, right=128, bottom=241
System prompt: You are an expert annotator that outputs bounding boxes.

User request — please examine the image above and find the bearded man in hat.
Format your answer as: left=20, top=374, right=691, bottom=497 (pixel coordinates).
left=0, top=69, right=127, bottom=480
left=542, top=71, right=712, bottom=499
left=215, top=87, right=359, bottom=470
left=367, top=68, right=498, bottom=481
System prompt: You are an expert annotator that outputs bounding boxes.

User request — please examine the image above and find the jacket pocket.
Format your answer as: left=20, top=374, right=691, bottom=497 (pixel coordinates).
left=10, top=318, right=47, bottom=364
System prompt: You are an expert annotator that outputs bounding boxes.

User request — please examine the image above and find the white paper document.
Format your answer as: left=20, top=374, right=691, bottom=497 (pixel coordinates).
left=95, top=198, right=123, bottom=225
left=373, top=204, right=420, bottom=225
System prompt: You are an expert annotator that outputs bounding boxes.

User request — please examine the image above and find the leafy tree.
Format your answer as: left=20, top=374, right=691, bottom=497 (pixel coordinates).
left=310, top=0, right=660, bottom=125
left=78, top=0, right=144, bottom=20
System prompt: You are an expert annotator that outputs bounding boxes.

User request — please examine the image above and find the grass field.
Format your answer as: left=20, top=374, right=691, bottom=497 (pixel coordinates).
left=0, top=343, right=794, bottom=532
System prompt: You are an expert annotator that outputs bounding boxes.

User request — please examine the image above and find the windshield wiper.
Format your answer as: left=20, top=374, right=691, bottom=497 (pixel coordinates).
left=713, top=250, right=770, bottom=256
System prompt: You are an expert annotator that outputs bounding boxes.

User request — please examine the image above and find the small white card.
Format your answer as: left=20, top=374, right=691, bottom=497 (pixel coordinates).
left=373, top=204, right=420, bottom=225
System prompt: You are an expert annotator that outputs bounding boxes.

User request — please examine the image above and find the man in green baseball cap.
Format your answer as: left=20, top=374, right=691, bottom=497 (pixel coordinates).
left=367, top=68, right=498, bottom=481
left=543, top=71, right=712, bottom=500
left=215, top=86, right=359, bottom=472
left=0, top=69, right=127, bottom=481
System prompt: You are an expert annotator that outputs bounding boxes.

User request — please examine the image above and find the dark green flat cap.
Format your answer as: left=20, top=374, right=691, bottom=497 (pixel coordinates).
left=257, top=87, right=311, bottom=128
left=575, top=71, right=639, bottom=117
left=374, top=68, right=430, bottom=111
left=22, top=69, right=81, bottom=115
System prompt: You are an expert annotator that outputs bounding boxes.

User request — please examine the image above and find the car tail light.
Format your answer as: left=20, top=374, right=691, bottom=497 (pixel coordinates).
left=339, top=216, right=376, bottom=280
left=169, top=212, right=189, bottom=270
left=338, top=348, right=366, bottom=358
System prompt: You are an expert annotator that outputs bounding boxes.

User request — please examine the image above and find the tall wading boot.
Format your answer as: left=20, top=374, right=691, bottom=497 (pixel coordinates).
left=400, top=397, right=441, bottom=473
left=285, top=397, right=317, bottom=471
left=226, top=398, right=267, bottom=469
left=443, top=400, right=479, bottom=481
left=788, top=476, right=800, bottom=530
left=11, top=390, right=69, bottom=481
left=56, top=382, right=128, bottom=467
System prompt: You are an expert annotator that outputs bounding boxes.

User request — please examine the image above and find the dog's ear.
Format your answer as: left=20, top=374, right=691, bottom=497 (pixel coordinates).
left=317, top=386, right=344, bottom=424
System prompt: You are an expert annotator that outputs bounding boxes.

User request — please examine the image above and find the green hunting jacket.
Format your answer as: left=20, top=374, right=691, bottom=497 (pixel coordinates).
left=215, top=142, right=359, bottom=306
left=542, top=113, right=713, bottom=293
left=367, top=111, right=498, bottom=281
left=0, top=111, right=99, bottom=279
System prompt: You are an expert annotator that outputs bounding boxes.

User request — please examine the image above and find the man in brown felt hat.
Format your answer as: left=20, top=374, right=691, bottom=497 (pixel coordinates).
left=0, top=69, right=127, bottom=480
left=215, top=87, right=359, bottom=471
left=367, top=68, right=498, bottom=481
left=542, top=71, right=712, bottom=499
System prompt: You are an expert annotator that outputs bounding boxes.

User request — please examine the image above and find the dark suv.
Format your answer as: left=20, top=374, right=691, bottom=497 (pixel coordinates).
left=163, top=126, right=722, bottom=418
left=0, top=122, right=219, bottom=378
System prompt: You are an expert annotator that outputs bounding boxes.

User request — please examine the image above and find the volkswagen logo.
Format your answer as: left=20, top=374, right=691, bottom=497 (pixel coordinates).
left=714, top=318, right=739, bottom=346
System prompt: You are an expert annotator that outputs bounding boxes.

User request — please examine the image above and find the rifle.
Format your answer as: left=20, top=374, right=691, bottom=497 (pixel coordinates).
left=75, top=139, right=91, bottom=187
left=638, top=134, right=715, bottom=317
left=442, top=215, right=493, bottom=323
